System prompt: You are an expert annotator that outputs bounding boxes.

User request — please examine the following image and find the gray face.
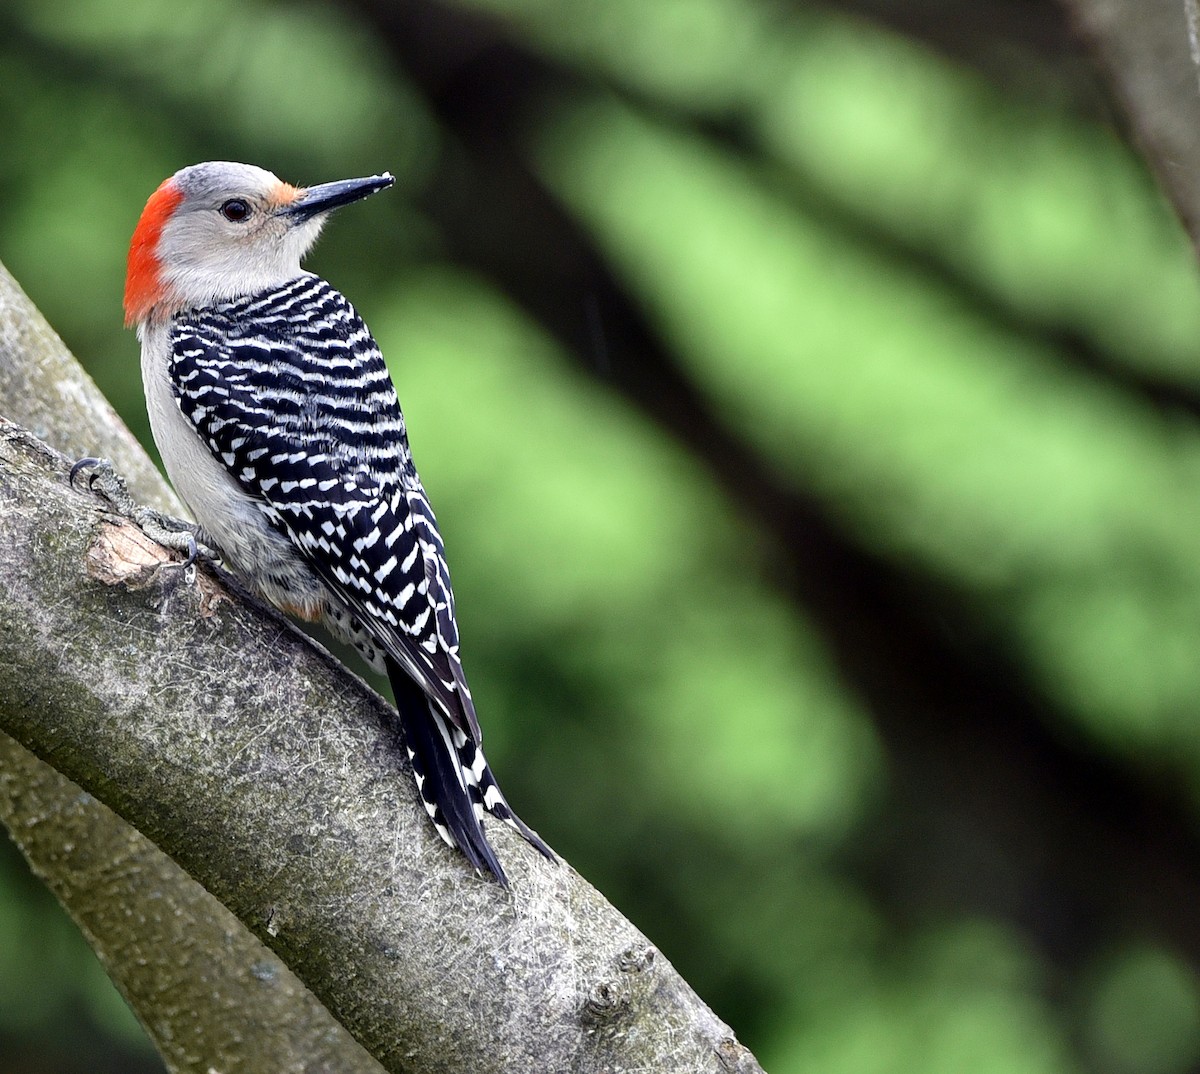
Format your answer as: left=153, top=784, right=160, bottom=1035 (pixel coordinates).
left=156, top=162, right=322, bottom=310
left=138, top=161, right=390, bottom=320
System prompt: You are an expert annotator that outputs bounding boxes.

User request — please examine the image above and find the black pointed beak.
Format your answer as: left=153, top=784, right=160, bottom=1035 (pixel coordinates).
left=279, top=173, right=394, bottom=222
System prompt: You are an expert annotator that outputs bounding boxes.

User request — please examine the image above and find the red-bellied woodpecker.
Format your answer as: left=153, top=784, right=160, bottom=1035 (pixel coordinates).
left=106, top=160, right=553, bottom=885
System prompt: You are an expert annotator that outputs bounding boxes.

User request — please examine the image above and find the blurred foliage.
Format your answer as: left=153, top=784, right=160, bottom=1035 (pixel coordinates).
left=3, top=1, right=1200, bottom=1073
left=536, top=96, right=1200, bottom=761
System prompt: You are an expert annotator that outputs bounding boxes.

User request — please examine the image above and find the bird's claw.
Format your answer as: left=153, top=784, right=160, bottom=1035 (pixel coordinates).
left=69, top=456, right=136, bottom=512
left=69, top=456, right=98, bottom=487
left=69, top=454, right=219, bottom=575
left=69, top=456, right=110, bottom=492
left=174, top=529, right=220, bottom=574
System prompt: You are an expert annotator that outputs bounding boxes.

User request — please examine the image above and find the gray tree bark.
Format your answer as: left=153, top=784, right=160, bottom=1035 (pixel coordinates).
left=0, top=262, right=762, bottom=1074
left=1063, top=0, right=1200, bottom=249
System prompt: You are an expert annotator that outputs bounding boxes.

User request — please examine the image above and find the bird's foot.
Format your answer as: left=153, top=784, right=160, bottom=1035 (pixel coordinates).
left=70, top=457, right=219, bottom=578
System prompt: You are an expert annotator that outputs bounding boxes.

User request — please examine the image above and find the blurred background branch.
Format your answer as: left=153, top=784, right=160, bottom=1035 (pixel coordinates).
left=0, top=734, right=387, bottom=1074
left=4, top=1, right=1200, bottom=1072
left=1061, top=0, right=1200, bottom=249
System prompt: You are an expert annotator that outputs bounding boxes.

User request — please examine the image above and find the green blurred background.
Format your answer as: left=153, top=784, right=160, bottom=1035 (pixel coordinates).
left=3, top=0, right=1200, bottom=1071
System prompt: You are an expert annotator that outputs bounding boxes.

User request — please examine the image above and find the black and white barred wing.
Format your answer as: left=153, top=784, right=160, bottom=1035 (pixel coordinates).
left=166, top=276, right=480, bottom=742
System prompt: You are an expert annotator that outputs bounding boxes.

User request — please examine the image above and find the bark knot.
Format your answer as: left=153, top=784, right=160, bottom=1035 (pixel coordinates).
left=717, top=1036, right=759, bottom=1072
left=581, top=943, right=658, bottom=1028
left=85, top=518, right=227, bottom=616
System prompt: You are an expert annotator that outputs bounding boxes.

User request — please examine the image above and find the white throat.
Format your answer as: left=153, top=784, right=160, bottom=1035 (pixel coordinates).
left=156, top=213, right=325, bottom=311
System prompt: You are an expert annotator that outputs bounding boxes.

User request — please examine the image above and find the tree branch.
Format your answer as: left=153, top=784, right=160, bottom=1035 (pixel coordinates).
left=1062, top=0, right=1200, bottom=249
left=0, top=263, right=761, bottom=1073
left=0, top=732, right=386, bottom=1074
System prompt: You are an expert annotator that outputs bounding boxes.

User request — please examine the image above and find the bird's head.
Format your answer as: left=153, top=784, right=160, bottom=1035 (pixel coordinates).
left=124, top=161, right=393, bottom=327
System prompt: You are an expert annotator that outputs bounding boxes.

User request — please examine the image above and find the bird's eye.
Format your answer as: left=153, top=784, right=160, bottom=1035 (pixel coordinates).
left=220, top=199, right=251, bottom=222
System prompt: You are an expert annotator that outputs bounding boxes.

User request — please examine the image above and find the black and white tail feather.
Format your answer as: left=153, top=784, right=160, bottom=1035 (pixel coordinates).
left=389, top=665, right=552, bottom=885
left=165, top=273, right=553, bottom=885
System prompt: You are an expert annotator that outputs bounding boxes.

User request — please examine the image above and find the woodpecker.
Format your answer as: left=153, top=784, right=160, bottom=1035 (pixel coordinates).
left=113, top=160, right=552, bottom=885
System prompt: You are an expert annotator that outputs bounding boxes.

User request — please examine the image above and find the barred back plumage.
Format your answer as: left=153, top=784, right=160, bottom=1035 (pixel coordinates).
left=164, top=272, right=551, bottom=884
